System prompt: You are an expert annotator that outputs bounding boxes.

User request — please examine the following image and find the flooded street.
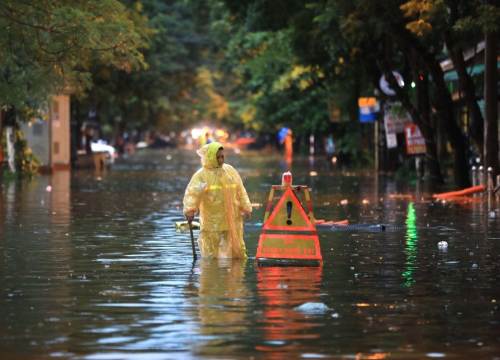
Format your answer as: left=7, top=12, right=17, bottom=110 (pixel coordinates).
left=1, top=148, right=499, bottom=359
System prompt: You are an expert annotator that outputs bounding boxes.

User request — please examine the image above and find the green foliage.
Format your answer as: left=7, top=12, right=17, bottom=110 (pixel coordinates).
left=14, top=130, right=40, bottom=176
left=394, top=158, right=418, bottom=184
left=2, top=0, right=492, bottom=180
left=0, top=128, right=40, bottom=178
left=216, top=0, right=376, bottom=160
left=76, top=0, right=224, bottom=133
left=0, top=0, right=149, bottom=111
left=454, top=3, right=500, bottom=34
left=335, top=123, right=373, bottom=167
left=222, top=26, right=332, bottom=135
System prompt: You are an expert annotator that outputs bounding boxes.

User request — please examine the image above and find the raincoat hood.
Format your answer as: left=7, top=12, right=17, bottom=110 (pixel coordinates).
left=197, top=142, right=223, bottom=169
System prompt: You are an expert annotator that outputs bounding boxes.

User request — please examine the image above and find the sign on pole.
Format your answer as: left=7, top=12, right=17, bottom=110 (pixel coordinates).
left=404, top=123, right=426, bottom=155
left=358, top=97, right=379, bottom=123
left=379, top=71, right=404, bottom=96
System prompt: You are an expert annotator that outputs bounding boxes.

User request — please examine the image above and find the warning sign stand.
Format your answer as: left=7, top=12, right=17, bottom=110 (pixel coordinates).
left=256, top=174, right=322, bottom=266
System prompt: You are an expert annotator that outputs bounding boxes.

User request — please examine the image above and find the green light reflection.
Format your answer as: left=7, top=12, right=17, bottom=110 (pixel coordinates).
left=402, top=202, right=418, bottom=287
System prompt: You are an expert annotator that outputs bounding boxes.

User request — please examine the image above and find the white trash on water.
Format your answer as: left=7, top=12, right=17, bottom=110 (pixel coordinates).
left=294, top=302, right=330, bottom=314
left=437, top=241, right=448, bottom=250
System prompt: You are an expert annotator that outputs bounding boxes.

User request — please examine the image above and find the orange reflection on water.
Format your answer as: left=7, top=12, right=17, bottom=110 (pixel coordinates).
left=388, top=193, right=415, bottom=200
left=355, top=303, right=372, bottom=308
left=355, top=352, right=390, bottom=359
left=255, top=266, right=323, bottom=356
left=49, top=170, right=71, bottom=225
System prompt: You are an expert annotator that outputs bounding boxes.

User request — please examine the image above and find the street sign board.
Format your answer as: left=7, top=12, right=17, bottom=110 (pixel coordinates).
left=256, top=233, right=322, bottom=261
left=404, top=123, right=426, bottom=155
left=358, top=97, right=379, bottom=123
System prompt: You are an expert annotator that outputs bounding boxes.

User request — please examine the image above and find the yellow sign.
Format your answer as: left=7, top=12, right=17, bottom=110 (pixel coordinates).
left=263, top=186, right=315, bottom=231
left=358, top=97, right=377, bottom=107
left=257, top=234, right=321, bottom=260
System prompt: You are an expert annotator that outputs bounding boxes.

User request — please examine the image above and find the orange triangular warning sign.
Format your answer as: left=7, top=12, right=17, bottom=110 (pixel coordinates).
left=256, top=233, right=322, bottom=261
left=263, top=187, right=316, bottom=231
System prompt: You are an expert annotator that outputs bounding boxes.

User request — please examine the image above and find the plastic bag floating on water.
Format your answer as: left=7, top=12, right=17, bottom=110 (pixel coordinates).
left=294, top=302, right=330, bottom=314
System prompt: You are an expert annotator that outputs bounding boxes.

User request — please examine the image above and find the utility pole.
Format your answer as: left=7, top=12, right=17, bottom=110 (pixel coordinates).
left=484, top=1, right=499, bottom=178
left=374, top=118, right=379, bottom=172
left=0, top=110, right=4, bottom=171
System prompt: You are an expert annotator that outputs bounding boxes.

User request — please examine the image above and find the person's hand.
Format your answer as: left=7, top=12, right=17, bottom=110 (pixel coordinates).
left=242, top=210, right=252, bottom=220
left=185, top=211, right=195, bottom=223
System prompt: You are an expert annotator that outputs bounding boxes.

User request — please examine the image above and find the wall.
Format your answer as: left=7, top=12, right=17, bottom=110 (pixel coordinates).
left=50, top=95, right=71, bottom=169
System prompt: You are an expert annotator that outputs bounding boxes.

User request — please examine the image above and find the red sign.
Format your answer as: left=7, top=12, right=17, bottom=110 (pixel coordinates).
left=404, top=123, right=426, bottom=155
left=256, top=183, right=322, bottom=264
left=263, top=186, right=315, bottom=232
left=256, top=234, right=322, bottom=260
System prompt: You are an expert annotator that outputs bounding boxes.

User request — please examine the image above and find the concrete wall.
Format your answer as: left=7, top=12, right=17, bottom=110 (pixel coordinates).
left=21, top=94, right=71, bottom=170
left=50, top=95, right=70, bottom=168
left=22, top=117, right=50, bottom=166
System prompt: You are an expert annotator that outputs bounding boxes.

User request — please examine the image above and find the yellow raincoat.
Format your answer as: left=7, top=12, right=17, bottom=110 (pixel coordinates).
left=183, top=142, right=252, bottom=258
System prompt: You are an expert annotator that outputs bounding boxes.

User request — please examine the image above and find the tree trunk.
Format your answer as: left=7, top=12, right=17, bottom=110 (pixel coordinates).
left=0, top=110, right=4, bottom=172
left=4, top=107, right=17, bottom=173
left=380, top=50, right=444, bottom=184
left=393, top=28, right=471, bottom=187
left=384, top=68, right=444, bottom=184
left=5, top=126, right=15, bottom=173
left=417, top=70, right=444, bottom=182
left=420, top=51, right=471, bottom=187
left=444, top=3, right=484, bottom=157
left=446, top=38, right=484, bottom=155
left=484, top=30, right=499, bottom=177
left=412, top=48, right=444, bottom=184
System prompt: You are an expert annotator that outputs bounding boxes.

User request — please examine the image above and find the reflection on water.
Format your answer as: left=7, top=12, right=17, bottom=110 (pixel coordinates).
left=403, top=202, right=418, bottom=287
left=1, top=148, right=500, bottom=359
left=187, top=259, right=250, bottom=357
left=255, top=266, right=322, bottom=358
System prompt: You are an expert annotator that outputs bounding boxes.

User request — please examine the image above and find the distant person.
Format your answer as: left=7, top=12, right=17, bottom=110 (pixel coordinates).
left=115, top=134, right=125, bottom=155
left=84, top=127, right=94, bottom=155
left=283, top=129, right=293, bottom=166
left=325, top=135, right=335, bottom=160
left=277, top=127, right=293, bottom=161
left=205, top=132, right=213, bottom=144
left=183, top=142, right=252, bottom=258
left=198, top=131, right=212, bottom=147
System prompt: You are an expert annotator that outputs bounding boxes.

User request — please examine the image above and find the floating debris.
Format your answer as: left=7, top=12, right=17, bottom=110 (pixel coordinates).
left=426, top=353, right=446, bottom=358
left=438, top=241, right=448, bottom=250
left=175, top=221, right=200, bottom=232
left=294, top=302, right=330, bottom=315
left=330, top=223, right=403, bottom=233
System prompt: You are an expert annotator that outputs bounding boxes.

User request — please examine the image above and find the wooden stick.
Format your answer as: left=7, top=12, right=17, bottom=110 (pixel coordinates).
left=188, top=220, right=197, bottom=261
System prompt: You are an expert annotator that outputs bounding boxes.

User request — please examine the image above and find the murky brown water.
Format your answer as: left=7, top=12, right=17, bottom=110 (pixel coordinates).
left=1, top=148, right=499, bottom=359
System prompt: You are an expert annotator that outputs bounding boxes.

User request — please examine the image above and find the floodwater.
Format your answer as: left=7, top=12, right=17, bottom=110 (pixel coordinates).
left=1, top=148, right=499, bottom=360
